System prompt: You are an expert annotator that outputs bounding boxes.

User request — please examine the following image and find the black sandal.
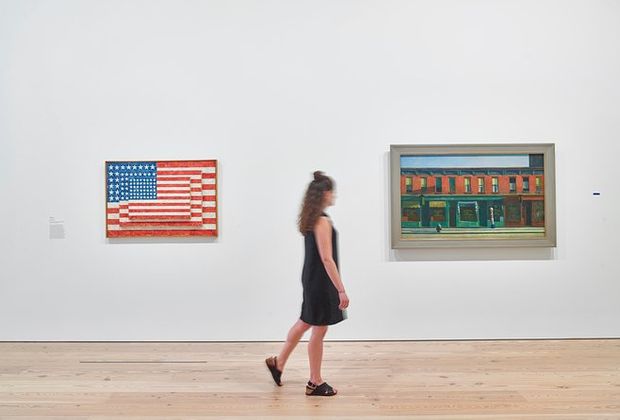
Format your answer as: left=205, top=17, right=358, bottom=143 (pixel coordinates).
left=305, top=381, right=337, bottom=396
left=265, top=356, right=282, bottom=386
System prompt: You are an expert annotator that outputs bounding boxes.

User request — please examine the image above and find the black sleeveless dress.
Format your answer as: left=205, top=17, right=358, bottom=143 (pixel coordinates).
left=300, top=213, right=345, bottom=326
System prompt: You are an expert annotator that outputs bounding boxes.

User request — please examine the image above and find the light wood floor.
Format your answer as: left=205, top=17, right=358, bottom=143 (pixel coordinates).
left=0, top=339, right=619, bottom=419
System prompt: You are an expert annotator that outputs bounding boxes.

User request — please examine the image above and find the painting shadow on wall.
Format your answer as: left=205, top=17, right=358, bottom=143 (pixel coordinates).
left=107, top=237, right=218, bottom=245
left=390, top=246, right=555, bottom=262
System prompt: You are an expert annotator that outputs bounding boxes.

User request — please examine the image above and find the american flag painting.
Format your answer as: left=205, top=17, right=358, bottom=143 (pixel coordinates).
left=106, top=160, right=217, bottom=237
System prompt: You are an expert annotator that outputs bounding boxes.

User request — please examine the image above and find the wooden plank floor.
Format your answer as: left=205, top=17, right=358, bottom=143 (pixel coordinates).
left=0, top=339, right=619, bottom=419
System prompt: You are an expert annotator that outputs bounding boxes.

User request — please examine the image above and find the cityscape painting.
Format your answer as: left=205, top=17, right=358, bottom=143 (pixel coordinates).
left=390, top=144, right=556, bottom=248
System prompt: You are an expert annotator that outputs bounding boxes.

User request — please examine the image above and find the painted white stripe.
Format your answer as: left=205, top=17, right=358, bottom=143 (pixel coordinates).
left=203, top=190, right=216, bottom=196
left=201, top=179, right=216, bottom=185
left=118, top=218, right=202, bottom=223
left=128, top=212, right=191, bottom=217
left=124, top=208, right=189, bottom=213
left=112, top=225, right=217, bottom=230
left=159, top=174, right=202, bottom=179
left=203, top=212, right=217, bottom=218
left=157, top=167, right=216, bottom=174
left=158, top=191, right=191, bottom=194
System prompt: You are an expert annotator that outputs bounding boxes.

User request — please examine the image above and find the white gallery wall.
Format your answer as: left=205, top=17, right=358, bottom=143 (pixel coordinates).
left=1, top=0, right=619, bottom=340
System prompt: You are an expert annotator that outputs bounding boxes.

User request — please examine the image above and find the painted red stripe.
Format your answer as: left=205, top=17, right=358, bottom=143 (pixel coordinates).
left=190, top=187, right=202, bottom=192
left=117, top=212, right=206, bottom=218
left=119, top=221, right=203, bottom=227
left=201, top=173, right=217, bottom=179
left=124, top=208, right=186, bottom=213
left=158, top=183, right=191, bottom=187
left=156, top=189, right=190, bottom=194
left=118, top=203, right=191, bottom=211
left=203, top=196, right=216, bottom=201
left=128, top=216, right=192, bottom=221
left=127, top=215, right=190, bottom=219
left=107, top=208, right=120, bottom=214
left=158, top=176, right=191, bottom=181
left=153, top=195, right=191, bottom=200
left=202, top=218, right=217, bottom=224
left=157, top=161, right=216, bottom=168
left=108, top=229, right=217, bottom=237
left=107, top=219, right=120, bottom=225
left=127, top=202, right=191, bottom=207
left=157, top=170, right=202, bottom=176
left=202, top=185, right=216, bottom=190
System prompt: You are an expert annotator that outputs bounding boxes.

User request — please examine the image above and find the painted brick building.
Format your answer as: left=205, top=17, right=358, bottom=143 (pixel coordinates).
left=400, top=168, right=545, bottom=229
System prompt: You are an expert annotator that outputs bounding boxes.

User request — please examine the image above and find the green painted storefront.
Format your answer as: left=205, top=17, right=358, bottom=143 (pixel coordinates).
left=401, top=195, right=505, bottom=229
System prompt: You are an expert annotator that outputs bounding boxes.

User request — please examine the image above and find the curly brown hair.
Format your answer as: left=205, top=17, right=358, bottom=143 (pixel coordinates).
left=298, top=171, right=334, bottom=235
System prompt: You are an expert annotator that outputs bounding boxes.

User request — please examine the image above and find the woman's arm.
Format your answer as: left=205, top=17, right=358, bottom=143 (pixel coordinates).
left=315, top=216, right=349, bottom=310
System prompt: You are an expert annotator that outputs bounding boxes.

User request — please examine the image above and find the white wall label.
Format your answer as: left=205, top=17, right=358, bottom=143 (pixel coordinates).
left=49, top=217, right=65, bottom=240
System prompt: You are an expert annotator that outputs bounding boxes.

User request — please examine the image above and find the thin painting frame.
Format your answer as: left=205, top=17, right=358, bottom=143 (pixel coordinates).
left=390, top=143, right=556, bottom=248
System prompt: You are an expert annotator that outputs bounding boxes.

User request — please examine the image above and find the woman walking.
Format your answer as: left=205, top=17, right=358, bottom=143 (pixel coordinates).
left=265, top=171, right=349, bottom=397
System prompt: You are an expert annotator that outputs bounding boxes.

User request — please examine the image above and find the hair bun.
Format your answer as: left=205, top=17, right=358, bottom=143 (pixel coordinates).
left=313, top=171, right=324, bottom=181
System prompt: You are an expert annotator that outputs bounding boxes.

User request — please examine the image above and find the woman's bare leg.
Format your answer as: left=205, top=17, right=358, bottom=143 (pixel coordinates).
left=308, top=325, right=328, bottom=385
left=277, top=319, right=311, bottom=371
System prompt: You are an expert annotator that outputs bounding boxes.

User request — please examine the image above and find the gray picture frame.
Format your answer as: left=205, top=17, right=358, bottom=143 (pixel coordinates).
left=390, top=143, right=557, bottom=248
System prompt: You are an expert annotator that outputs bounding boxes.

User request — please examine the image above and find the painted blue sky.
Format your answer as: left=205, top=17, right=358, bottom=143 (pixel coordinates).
left=401, top=154, right=530, bottom=168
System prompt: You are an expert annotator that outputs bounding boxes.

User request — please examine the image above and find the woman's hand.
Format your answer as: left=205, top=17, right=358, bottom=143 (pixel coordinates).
left=338, top=291, right=349, bottom=310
